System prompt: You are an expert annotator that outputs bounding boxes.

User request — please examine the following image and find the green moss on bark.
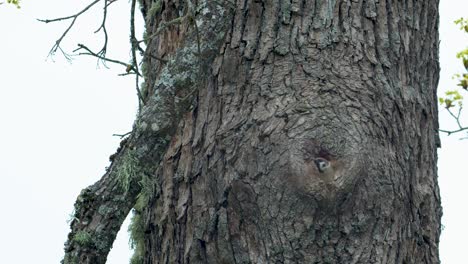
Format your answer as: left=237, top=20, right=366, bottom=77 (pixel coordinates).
left=73, top=230, right=93, bottom=247
left=128, top=211, right=145, bottom=264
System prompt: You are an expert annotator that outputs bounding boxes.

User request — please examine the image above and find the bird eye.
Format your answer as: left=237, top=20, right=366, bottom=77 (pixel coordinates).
left=313, top=158, right=329, bottom=173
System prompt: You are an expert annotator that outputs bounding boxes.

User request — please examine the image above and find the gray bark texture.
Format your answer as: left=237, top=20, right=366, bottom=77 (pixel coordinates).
left=63, top=0, right=442, bottom=263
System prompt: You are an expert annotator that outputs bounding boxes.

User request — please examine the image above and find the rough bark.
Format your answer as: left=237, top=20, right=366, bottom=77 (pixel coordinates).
left=63, top=0, right=442, bottom=263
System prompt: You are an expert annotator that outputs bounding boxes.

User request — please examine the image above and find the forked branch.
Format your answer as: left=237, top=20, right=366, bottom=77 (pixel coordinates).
left=38, top=0, right=102, bottom=59
left=74, top=44, right=140, bottom=75
left=439, top=106, right=468, bottom=136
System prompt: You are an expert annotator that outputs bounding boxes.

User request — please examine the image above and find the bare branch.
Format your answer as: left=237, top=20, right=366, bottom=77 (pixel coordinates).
left=38, top=0, right=101, bottom=57
left=74, top=44, right=140, bottom=75
left=145, top=52, right=168, bottom=63
left=440, top=106, right=468, bottom=136
left=439, top=127, right=468, bottom=136
left=130, top=0, right=144, bottom=109
left=38, top=0, right=100, bottom=23
left=56, top=46, right=74, bottom=63
left=136, top=38, right=167, bottom=63
left=446, top=106, right=463, bottom=128
left=112, top=131, right=132, bottom=138
left=93, top=0, right=110, bottom=59
left=106, top=0, right=118, bottom=7
left=118, top=72, right=138, bottom=77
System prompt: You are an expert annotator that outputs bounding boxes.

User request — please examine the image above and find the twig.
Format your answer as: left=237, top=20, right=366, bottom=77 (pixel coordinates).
left=38, top=0, right=101, bottom=57
left=39, top=0, right=147, bottom=113
left=135, top=41, right=168, bottom=64
left=146, top=53, right=168, bottom=63
left=118, top=72, right=137, bottom=77
left=74, top=44, right=140, bottom=74
left=130, top=0, right=144, bottom=109
left=112, top=131, right=132, bottom=138
left=439, top=127, right=468, bottom=136
left=440, top=106, right=468, bottom=136
left=93, top=0, right=109, bottom=59
left=447, top=106, right=465, bottom=130
left=106, top=0, right=118, bottom=7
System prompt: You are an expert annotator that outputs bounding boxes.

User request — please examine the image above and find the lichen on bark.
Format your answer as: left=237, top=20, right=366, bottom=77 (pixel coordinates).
left=62, top=1, right=233, bottom=263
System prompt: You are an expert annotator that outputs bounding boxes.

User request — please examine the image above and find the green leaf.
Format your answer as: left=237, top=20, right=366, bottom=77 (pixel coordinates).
left=6, top=0, right=20, bottom=8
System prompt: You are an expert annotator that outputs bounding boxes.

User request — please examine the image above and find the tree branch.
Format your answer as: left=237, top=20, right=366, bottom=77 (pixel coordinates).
left=439, top=127, right=468, bottom=136
left=130, top=0, right=144, bottom=109
left=112, top=131, right=132, bottom=138
left=62, top=101, right=174, bottom=263
left=93, top=0, right=110, bottom=59
left=74, top=44, right=140, bottom=75
left=38, top=0, right=101, bottom=58
left=145, top=52, right=168, bottom=63
left=440, top=106, right=468, bottom=136
left=62, top=138, right=142, bottom=264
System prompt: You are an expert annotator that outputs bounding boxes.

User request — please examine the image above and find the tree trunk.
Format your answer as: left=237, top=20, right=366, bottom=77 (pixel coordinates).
left=63, top=0, right=442, bottom=263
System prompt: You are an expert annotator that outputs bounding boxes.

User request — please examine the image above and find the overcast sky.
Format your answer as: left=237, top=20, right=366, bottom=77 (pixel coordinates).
left=0, top=1, right=467, bottom=263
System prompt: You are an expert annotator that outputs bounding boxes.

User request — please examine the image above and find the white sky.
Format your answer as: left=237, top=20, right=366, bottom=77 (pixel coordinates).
left=0, top=1, right=467, bottom=263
